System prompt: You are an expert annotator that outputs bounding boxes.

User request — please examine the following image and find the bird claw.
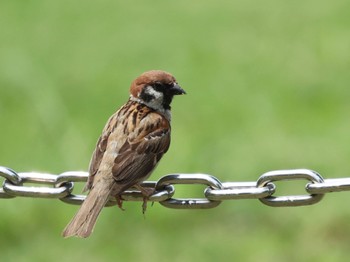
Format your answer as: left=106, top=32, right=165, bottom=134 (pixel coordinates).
left=142, top=197, right=148, bottom=214
left=115, top=195, right=125, bottom=211
left=134, top=185, right=155, bottom=214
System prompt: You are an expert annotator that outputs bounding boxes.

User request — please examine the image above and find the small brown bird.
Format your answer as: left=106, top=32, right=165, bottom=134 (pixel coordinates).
left=62, top=70, right=185, bottom=238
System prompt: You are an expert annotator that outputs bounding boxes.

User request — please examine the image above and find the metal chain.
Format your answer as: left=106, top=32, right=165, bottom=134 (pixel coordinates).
left=1, top=166, right=350, bottom=209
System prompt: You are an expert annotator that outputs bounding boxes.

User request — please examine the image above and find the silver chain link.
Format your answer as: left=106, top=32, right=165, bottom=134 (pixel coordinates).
left=1, top=166, right=350, bottom=209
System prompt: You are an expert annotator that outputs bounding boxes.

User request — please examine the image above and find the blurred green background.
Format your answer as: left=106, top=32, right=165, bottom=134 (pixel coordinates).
left=1, top=0, right=350, bottom=261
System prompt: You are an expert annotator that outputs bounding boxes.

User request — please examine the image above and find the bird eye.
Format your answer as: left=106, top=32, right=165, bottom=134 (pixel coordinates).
left=153, top=82, right=165, bottom=91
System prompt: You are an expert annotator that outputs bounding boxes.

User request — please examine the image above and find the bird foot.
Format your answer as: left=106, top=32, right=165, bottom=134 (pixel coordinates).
left=115, top=195, right=125, bottom=211
left=134, top=185, right=155, bottom=214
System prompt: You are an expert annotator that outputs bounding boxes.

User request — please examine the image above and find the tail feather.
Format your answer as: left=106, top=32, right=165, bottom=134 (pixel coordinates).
left=62, top=182, right=112, bottom=238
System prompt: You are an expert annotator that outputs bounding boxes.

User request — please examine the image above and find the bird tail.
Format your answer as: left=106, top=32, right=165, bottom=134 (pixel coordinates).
left=62, top=181, right=113, bottom=238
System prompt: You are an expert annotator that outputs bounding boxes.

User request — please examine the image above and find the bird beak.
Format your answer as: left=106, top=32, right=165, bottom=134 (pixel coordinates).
left=171, top=83, right=186, bottom=95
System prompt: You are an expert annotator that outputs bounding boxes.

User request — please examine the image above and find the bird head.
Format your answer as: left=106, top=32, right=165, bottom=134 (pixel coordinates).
left=130, top=70, right=186, bottom=111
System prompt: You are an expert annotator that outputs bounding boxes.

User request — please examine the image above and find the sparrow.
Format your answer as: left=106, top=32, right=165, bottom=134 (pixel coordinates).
left=62, top=70, right=185, bottom=238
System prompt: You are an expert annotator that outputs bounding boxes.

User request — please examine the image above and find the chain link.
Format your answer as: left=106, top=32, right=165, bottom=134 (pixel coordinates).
left=256, top=169, right=324, bottom=207
left=1, top=166, right=350, bottom=209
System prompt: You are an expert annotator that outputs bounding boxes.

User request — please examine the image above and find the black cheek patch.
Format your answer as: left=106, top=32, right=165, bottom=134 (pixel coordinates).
left=139, top=89, right=154, bottom=102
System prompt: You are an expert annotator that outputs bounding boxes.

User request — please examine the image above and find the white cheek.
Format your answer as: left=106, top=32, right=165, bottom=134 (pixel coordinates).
left=143, top=86, right=165, bottom=111
left=145, top=86, right=163, bottom=100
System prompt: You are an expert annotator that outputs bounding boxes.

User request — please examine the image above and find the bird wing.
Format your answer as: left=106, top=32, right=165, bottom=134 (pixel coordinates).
left=85, top=113, right=117, bottom=191
left=111, top=114, right=170, bottom=189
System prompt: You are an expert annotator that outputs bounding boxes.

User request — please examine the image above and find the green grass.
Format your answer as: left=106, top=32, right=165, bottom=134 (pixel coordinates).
left=1, top=0, right=350, bottom=261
